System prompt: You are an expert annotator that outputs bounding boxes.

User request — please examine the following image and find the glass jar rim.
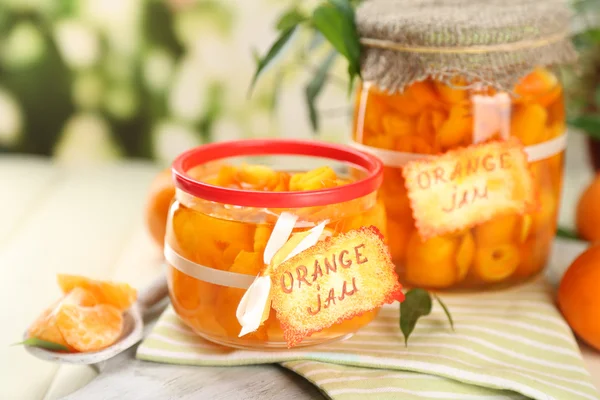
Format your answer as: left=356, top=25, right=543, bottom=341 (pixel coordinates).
left=172, top=138, right=383, bottom=208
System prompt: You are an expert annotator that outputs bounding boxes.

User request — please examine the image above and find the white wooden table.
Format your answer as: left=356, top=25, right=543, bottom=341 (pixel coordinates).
left=1, top=132, right=599, bottom=399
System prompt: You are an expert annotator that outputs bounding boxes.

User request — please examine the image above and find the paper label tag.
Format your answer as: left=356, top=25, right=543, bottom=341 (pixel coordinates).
left=402, top=138, right=537, bottom=240
left=269, top=227, right=404, bottom=347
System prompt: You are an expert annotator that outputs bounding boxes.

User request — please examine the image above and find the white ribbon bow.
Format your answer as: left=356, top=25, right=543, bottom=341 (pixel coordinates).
left=236, top=212, right=329, bottom=337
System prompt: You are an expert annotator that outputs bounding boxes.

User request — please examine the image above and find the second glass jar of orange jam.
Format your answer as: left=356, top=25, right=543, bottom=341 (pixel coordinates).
left=165, top=139, right=385, bottom=349
left=351, top=0, right=577, bottom=290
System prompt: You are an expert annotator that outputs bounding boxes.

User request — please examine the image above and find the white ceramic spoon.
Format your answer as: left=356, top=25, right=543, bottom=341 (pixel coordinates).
left=23, top=274, right=170, bottom=365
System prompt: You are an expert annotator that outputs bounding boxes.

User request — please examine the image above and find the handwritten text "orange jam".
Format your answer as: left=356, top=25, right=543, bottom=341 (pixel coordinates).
left=279, top=244, right=367, bottom=316
left=269, top=227, right=403, bottom=347
left=403, top=138, right=537, bottom=240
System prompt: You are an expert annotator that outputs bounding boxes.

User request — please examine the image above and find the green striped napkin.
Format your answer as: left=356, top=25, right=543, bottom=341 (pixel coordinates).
left=136, top=277, right=599, bottom=400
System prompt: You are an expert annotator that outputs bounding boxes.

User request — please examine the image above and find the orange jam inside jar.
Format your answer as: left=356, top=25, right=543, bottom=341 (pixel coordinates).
left=352, top=68, right=566, bottom=290
left=165, top=139, right=386, bottom=349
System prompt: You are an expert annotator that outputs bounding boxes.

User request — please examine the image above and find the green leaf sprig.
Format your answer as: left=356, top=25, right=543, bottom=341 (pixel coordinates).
left=14, top=337, right=70, bottom=352
left=567, top=1, right=600, bottom=138
left=249, top=0, right=362, bottom=131
left=400, top=289, right=454, bottom=346
left=568, top=114, right=600, bottom=140
left=556, top=226, right=582, bottom=241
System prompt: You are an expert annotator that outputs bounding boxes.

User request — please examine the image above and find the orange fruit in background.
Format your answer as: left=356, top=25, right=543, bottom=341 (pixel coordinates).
left=55, top=303, right=123, bottom=352
left=145, top=168, right=176, bottom=248
left=57, top=274, right=137, bottom=311
left=558, top=244, right=600, bottom=351
left=576, top=174, right=600, bottom=243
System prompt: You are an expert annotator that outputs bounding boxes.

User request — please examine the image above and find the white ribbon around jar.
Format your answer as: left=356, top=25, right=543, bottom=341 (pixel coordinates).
left=164, top=212, right=331, bottom=337
left=352, top=82, right=568, bottom=168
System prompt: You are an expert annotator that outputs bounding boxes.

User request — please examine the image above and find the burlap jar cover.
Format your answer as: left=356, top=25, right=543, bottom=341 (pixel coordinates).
left=352, top=0, right=578, bottom=166
left=357, top=0, right=577, bottom=94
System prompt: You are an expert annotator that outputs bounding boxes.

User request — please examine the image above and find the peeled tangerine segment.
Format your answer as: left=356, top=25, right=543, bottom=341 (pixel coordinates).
left=216, top=252, right=268, bottom=340
left=435, top=79, right=469, bottom=104
left=409, top=81, right=443, bottom=109
left=238, top=165, right=291, bottom=191
left=517, top=232, right=552, bottom=278
left=55, top=303, right=123, bottom=352
left=510, top=104, right=548, bottom=146
left=364, top=133, right=396, bottom=150
left=395, top=135, right=435, bottom=154
left=382, top=113, right=416, bottom=137
left=362, top=199, right=388, bottom=236
left=254, top=225, right=272, bottom=252
left=28, top=308, right=69, bottom=348
left=214, top=250, right=266, bottom=337
left=28, top=288, right=100, bottom=349
left=519, top=215, right=533, bottom=243
left=437, top=104, right=473, bottom=149
left=474, top=216, right=518, bottom=246
left=387, top=219, right=413, bottom=263
left=289, top=166, right=338, bottom=191
left=386, top=88, right=423, bottom=117
left=405, top=232, right=458, bottom=288
left=532, top=188, right=558, bottom=233
left=217, top=165, right=239, bottom=187
left=171, top=206, right=255, bottom=266
left=456, top=232, right=475, bottom=282
left=474, top=244, right=520, bottom=282
left=515, top=68, right=560, bottom=107
left=57, top=275, right=137, bottom=312
left=417, top=109, right=447, bottom=146
left=363, top=96, right=388, bottom=133
left=215, top=286, right=269, bottom=341
left=229, top=250, right=264, bottom=276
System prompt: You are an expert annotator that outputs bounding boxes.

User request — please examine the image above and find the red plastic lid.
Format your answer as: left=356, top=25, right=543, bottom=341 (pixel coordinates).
left=171, top=138, right=383, bottom=208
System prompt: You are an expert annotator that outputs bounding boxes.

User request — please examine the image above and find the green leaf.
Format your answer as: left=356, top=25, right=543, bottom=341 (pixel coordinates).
left=433, top=294, right=454, bottom=331
left=399, top=288, right=432, bottom=346
left=556, top=226, right=582, bottom=241
left=270, top=71, right=284, bottom=114
left=251, top=48, right=261, bottom=64
left=568, top=115, right=600, bottom=140
left=249, top=27, right=297, bottom=95
left=573, top=0, right=600, bottom=14
left=305, top=50, right=338, bottom=131
left=311, top=0, right=361, bottom=84
left=15, top=337, right=70, bottom=352
left=573, top=29, right=600, bottom=49
left=276, top=8, right=307, bottom=31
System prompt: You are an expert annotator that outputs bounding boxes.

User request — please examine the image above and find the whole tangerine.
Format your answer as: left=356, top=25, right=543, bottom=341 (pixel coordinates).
left=577, top=174, right=600, bottom=243
left=558, top=244, right=600, bottom=351
left=145, top=168, right=175, bottom=248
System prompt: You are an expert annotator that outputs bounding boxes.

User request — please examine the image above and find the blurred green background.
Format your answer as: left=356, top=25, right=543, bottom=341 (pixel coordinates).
left=0, top=0, right=351, bottom=165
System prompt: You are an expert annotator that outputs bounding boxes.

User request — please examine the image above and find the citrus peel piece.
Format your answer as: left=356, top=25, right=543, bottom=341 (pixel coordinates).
left=57, top=274, right=137, bottom=311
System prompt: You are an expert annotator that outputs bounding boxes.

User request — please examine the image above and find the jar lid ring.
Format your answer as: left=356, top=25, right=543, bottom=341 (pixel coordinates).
left=171, top=139, right=383, bottom=208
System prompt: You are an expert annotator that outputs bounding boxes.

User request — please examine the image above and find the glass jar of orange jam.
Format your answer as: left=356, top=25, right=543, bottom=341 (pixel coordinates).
left=164, top=139, right=385, bottom=349
left=351, top=68, right=566, bottom=290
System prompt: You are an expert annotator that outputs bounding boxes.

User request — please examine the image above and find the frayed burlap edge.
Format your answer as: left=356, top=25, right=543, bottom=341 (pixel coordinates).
left=360, top=39, right=578, bottom=95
